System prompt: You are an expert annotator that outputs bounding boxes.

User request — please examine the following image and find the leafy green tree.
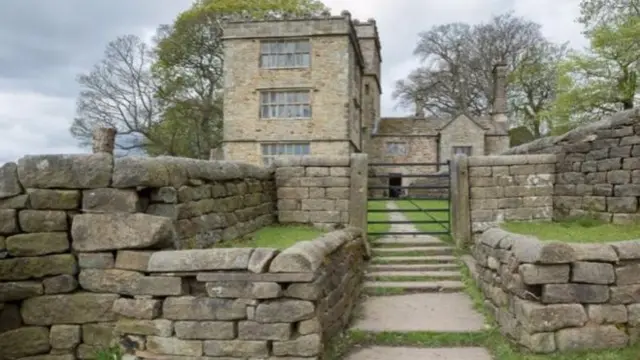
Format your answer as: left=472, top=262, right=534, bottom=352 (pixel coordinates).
left=550, top=0, right=640, bottom=131
left=394, top=12, right=566, bottom=138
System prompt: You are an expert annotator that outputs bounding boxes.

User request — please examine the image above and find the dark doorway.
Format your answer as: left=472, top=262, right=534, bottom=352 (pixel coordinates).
left=388, top=173, right=402, bottom=198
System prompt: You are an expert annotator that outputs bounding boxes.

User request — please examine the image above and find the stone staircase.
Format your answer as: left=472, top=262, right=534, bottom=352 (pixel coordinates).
left=363, top=224, right=464, bottom=295
left=346, top=202, right=492, bottom=360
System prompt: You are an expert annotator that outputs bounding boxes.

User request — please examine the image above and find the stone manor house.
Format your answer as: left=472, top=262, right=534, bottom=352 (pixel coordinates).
left=219, top=11, right=510, bottom=185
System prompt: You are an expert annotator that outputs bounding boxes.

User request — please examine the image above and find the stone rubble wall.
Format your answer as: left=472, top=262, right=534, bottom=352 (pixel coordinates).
left=467, top=155, right=556, bottom=234
left=274, top=156, right=352, bottom=230
left=0, top=154, right=276, bottom=251
left=0, top=219, right=366, bottom=360
left=503, top=108, right=640, bottom=223
left=408, top=169, right=450, bottom=199
left=471, top=227, right=640, bottom=353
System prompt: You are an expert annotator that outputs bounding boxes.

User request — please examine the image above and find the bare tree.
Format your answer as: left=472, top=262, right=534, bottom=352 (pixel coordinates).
left=393, top=12, right=564, bottom=134
left=70, top=35, right=164, bottom=151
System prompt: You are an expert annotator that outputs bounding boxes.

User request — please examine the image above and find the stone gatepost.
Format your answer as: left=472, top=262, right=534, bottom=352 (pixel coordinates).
left=92, top=127, right=116, bottom=154
left=349, top=153, right=369, bottom=257
left=450, top=154, right=471, bottom=249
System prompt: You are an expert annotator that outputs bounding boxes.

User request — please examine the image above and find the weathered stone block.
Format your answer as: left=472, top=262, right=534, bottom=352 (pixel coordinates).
left=203, top=340, right=268, bottom=357
left=114, top=319, right=172, bottom=337
left=43, top=274, right=78, bottom=294
left=147, top=248, right=252, bottom=272
left=71, top=213, right=176, bottom=252
left=174, top=321, right=235, bottom=340
left=115, top=251, right=153, bottom=271
left=238, top=321, right=291, bottom=340
left=0, top=209, right=20, bottom=235
left=78, top=252, right=114, bottom=269
left=82, top=188, right=142, bottom=213
left=150, top=187, right=178, bottom=203
left=19, top=210, right=67, bottom=232
left=607, top=197, right=638, bottom=212
left=511, top=238, right=576, bottom=264
left=162, top=296, right=246, bottom=320
left=519, top=264, right=569, bottom=285
left=17, top=154, right=112, bottom=189
left=205, top=281, right=282, bottom=299
left=5, top=233, right=68, bottom=257
left=555, top=325, right=628, bottom=351
left=0, top=254, right=77, bottom=281
left=0, top=281, right=43, bottom=302
left=177, top=185, right=212, bottom=202
left=514, top=299, right=587, bottom=332
left=587, top=305, right=628, bottom=324
left=248, top=248, right=278, bottom=273
left=611, top=240, right=640, bottom=260
left=542, top=283, right=609, bottom=303
left=27, top=189, right=80, bottom=210
left=50, top=324, right=81, bottom=350
left=79, top=269, right=184, bottom=296
left=0, top=162, right=22, bottom=199
left=573, top=243, right=618, bottom=262
left=254, top=299, right=315, bottom=323
left=615, top=263, right=640, bottom=285
left=146, top=336, right=203, bottom=356
left=611, top=284, right=640, bottom=304
left=301, top=199, right=335, bottom=211
left=278, top=187, right=309, bottom=199
left=113, top=298, right=161, bottom=319
left=571, top=261, right=615, bottom=284
left=272, top=334, right=322, bottom=357
left=21, top=293, right=119, bottom=325
left=0, top=326, right=50, bottom=359
left=82, top=323, right=115, bottom=346
left=518, top=330, right=555, bottom=353
left=0, top=195, right=28, bottom=209
left=299, top=318, right=321, bottom=335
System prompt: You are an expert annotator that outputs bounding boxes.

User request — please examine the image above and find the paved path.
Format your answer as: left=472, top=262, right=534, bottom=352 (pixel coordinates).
left=347, top=202, right=492, bottom=360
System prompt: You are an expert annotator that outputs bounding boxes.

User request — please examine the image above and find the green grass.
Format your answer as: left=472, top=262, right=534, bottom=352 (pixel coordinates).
left=367, top=200, right=391, bottom=237
left=502, top=217, right=640, bottom=243
left=212, top=224, right=325, bottom=249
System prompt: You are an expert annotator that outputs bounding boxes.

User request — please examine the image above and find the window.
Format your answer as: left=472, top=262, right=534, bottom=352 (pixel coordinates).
left=261, top=143, right=310, bottom=166
left=260, top=90, right=311, bottom=119
left=386, top=142, right=407, bottom=156
left=452, top=146, right=472, bottom=156
left=260, top=40, right=310, bottom=68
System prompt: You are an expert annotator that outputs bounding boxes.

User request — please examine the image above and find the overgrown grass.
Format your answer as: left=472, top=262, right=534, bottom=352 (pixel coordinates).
left=502, top=217, right=640, bottom=243
left=212, top=224, right=325, bottom=249
left=367, top=201, right=390, bottom=238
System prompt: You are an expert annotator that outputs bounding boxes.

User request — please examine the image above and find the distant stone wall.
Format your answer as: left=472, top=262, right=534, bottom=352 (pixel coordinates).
left=0, top=225, right=366, bottom=359
left=471, top=227, right=640, bottom=353
left=0, top=154, right=276, bottom=250
left=274, top=155, right=367, bottom=230
left=408, top=169, right=449, bottom=199
left=467, top=155, right=556, bottom=234
left=503, top=108, right=640, bottom=223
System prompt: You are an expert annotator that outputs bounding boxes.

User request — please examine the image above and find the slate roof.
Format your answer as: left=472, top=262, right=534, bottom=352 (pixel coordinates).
left=374, top=114, right=508, bottom=136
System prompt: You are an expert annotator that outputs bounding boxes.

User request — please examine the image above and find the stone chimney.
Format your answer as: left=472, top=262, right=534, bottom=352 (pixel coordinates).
left=491, top=63, right=508, bottom=123
left=414, top=99, right=425, bottom=117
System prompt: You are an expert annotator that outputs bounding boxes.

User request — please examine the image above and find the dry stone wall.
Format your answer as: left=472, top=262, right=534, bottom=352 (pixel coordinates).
left=274, top=156, right=353, bottom=229
left=471, top=227, right=640, bottom=353
left=0, top=211, right=365, bottom=360
left=503, top=108, right=640, bottom=223
left=467, top=155, right=556, bottom=234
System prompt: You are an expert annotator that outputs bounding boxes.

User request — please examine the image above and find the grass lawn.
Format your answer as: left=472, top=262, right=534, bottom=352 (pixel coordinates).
left=502, top=217, right=640, bottom=243
left=212, top=224, right=326, bottom=249
left=367, top=200, right=391, bottom=237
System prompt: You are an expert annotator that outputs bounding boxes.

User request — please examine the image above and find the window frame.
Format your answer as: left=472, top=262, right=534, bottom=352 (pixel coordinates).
left=259, top=89, right=312, bottom=120
left=261, top=142, right=311, bottom=166
left=259, top=39, right=311, bottom=69
left=452, top=146, right=472, bottom=156
left=386, top=141, right=408, bottom=156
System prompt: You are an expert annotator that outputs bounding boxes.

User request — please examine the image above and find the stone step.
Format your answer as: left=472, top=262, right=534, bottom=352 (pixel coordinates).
left=368, top=263, right=460, bottom=272
left=365, top=271, right=462, bottom=281
left=372, top=246, right=454, bottom=256
left=370, top=255, right=457, bottom=264
left=373, top=237, right=448, bottom=248
left=363, top=281, right=465, bottom=295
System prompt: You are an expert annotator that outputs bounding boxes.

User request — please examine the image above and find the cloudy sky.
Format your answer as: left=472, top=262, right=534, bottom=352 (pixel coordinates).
left=0, top=0, right=587, bottom=163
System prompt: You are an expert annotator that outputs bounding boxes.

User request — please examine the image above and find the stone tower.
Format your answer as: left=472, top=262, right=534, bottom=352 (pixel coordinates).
left=220, top=11, right=382, bottom=166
